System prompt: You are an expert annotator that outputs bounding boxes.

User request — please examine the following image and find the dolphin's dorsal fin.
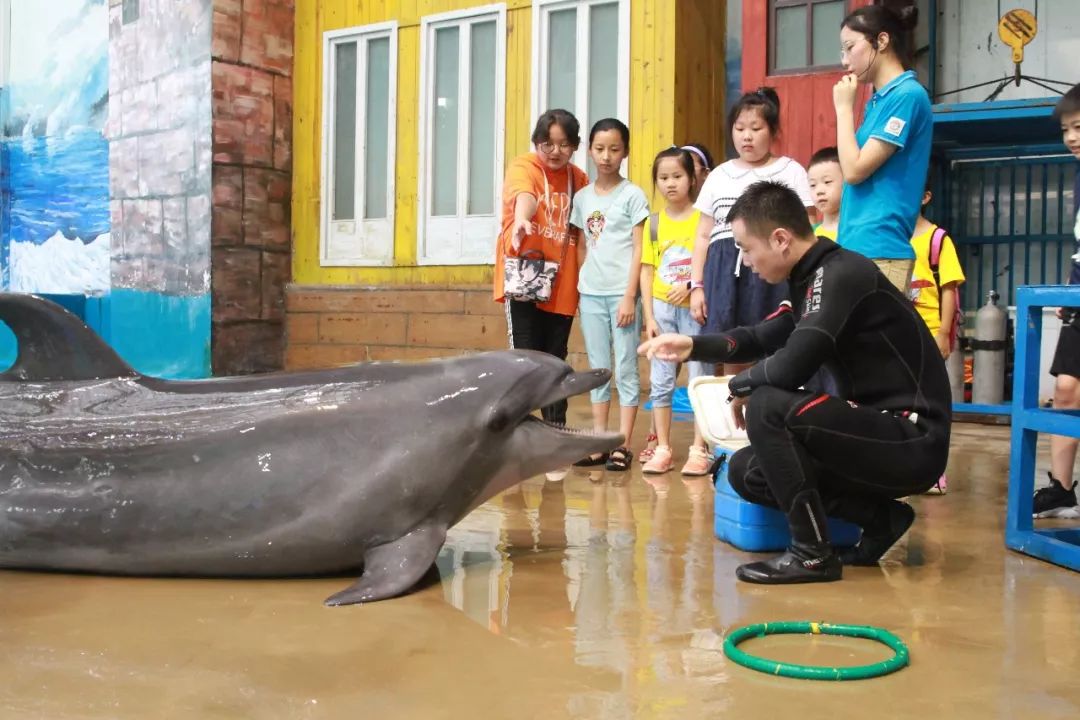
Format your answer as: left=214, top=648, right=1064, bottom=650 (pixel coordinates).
left=0, top=293, right=138, bottom=381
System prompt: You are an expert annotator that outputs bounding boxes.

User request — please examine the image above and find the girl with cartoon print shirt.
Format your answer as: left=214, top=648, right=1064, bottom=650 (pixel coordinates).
left=570, top=118, right=650, bottom=472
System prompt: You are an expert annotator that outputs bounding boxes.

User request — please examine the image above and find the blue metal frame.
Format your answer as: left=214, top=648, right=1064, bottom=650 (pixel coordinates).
left=933, top=97, right=1061, bottom=149
left=938, top=142, right=1068, bottom=161
left=1006, top=285, right=1080, bottom=573
left=933, top=97, right=1061, bottom=122
left=953, top=403, right=1011, bottom=416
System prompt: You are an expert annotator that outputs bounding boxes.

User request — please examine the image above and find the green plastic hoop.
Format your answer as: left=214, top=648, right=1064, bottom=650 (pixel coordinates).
left=723, top=622, right=910, bottom=681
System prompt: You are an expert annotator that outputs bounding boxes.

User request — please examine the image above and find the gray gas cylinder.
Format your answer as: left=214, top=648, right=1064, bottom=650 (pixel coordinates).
left=946, top=337, right=965, bottom=403
left=972, top=290, right=1007, bottom=405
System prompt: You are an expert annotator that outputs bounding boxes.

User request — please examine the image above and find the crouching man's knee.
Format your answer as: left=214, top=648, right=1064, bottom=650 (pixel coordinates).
left=744, top=385, right=799, bottom=438
left=725, top=446, right=779, bottom=508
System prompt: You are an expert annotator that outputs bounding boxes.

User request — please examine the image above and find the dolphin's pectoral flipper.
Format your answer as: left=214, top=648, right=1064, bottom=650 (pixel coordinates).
left=323, top=523, right=448, bottom=606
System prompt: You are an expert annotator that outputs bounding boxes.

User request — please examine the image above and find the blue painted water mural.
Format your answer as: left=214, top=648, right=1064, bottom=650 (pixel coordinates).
left=0, top=96, right=10, bottom=288
left=0, top=291, right=211, bottom=379
left=2, top=131, right=110, bottom=245
left=1, top=0, right=111, bottom=290
left=0, top=321, right=14, bottom=370
left=103, top=290, right=212, bottom=379
left=0, top=2, right=210, bottom=381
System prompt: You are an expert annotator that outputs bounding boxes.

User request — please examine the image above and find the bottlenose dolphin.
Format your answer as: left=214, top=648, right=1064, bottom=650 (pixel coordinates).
left=0, top=293, right=623, bottom=605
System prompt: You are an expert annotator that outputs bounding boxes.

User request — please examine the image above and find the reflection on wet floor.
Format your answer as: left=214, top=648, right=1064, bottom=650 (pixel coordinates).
left=2, top=408, right=1080, bottom=718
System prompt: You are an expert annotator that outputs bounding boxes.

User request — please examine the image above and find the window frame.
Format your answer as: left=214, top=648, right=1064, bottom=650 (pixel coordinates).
left=319, top=21, right=399, bottom=267
left=768, top=0, right=848, bottom=76
left=416, top=3, right=507, bottom=267
left=530, top=0, right=631, bottom=172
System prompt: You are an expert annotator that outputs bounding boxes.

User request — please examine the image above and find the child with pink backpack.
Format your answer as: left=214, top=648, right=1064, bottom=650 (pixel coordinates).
left=909, top=176, right=965, bottom=494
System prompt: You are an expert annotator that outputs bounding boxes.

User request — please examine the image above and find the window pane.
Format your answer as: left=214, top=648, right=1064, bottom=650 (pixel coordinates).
left=547, top=9, right=576, bottom=113
left=811, top=1, right=844, bottom=67
left=588, top=3, right=618, bottom=123
left=122, top=0, right=140, bottom=24
left=467, top=21, right=496, bottom=216
left=332, top=41, right=357, bottom=221
left=586, top=3, right=619, bottom=178
left=774, top=5, right=807, bottom=71
left=432, top=26, right=460, bottom=217
left=364, top=37, right=390, bottom=219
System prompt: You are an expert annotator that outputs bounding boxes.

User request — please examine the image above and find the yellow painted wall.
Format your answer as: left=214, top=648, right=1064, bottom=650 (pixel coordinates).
left=292, top=0, right=717, bottom=288
left=674, top=1, right=727, bottom=159
left=627, top=0, right=675, bottom=209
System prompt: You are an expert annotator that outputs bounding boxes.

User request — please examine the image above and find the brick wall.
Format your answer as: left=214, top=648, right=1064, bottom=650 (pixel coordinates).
left=210, top=0, right=293, bottom=374
left=285, top=285, right=653, bottom=385
left=108, top=0, right=212, bottom=295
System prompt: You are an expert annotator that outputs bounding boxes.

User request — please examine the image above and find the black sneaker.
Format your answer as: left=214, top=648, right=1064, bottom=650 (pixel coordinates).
left=1033, top=473, right=1080, bottom=519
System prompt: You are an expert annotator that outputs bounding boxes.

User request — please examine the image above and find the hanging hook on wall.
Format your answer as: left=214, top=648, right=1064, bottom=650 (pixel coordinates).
left=935, top=6, right=1070, bottom=102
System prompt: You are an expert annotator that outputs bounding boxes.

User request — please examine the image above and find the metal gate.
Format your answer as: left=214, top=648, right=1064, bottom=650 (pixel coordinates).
left=936, top=151, right=1076, bottom=309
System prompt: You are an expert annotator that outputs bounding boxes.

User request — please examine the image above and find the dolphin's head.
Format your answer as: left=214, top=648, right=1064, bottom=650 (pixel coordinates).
left=442, top=350, right=624, bottom=509
left=483, top=349, right=624, bottom=463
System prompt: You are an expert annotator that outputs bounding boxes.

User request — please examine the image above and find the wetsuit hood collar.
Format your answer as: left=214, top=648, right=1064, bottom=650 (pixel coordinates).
left=790, top=238, right=840, bottom=284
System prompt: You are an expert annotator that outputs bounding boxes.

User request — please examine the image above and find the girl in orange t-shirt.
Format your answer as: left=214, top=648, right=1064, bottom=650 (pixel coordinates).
left=494, top=109, right=589, bottom=430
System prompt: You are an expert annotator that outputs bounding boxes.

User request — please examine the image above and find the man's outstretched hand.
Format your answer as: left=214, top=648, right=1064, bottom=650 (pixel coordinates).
left=637, top=333, right=693, bottom=363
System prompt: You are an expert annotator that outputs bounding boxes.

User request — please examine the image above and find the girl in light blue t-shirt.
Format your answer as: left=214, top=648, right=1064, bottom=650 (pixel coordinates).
left=570, top=118, right=649, bottom=472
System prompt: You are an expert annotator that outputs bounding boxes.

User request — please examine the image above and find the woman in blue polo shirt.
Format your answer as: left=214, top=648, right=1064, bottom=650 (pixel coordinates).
left=833, top=1, right=931, bottom=293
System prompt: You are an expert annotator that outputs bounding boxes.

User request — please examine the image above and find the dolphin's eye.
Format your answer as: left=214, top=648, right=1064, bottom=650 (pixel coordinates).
left=487, top=408, right=511, bottom=433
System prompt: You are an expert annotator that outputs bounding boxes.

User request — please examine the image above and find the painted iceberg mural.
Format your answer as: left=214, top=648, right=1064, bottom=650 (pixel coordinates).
left=1, top=0, right=110, bottom=294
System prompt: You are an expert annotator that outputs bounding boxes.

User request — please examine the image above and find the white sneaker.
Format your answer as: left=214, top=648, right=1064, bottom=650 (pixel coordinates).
left=545, top=467, right=569, bottom=482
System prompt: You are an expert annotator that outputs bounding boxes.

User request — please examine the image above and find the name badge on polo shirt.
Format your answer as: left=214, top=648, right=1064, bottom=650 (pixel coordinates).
left=884, top=117, right=906, bottom=137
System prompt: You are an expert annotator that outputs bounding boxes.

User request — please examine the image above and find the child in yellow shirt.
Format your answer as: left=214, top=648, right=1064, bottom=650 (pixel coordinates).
left=640, top=147, right=711, bottom=476
left=910, top=181, right=965, bottom=359
left=910, top=178, right=965, bottom=494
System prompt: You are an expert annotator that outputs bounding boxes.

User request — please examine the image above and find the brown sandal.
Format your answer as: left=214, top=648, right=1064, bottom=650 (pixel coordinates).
left=605, top=446, right=631, bottom=472
left=573, top=452, right=609, bottom=467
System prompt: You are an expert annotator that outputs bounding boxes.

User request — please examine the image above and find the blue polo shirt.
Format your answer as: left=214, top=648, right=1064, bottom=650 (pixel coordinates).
left=837, top=70, right=933, bottom=260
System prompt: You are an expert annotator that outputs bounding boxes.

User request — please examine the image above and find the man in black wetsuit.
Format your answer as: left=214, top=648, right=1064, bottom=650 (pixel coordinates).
left=639, top=180, right=951, bottom=584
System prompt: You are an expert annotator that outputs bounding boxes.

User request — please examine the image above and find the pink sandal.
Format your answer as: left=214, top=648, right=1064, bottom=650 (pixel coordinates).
left=638, top=433, right=658, bottom=463
left=926, top=474, right=948, bottom=495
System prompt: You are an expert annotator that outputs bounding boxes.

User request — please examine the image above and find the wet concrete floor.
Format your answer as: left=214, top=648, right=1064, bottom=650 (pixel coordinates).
left=2, top=400, right=1079, bottom=719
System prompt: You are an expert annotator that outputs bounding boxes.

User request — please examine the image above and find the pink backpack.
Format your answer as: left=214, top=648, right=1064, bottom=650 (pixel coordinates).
left=928, top=226, right=962, bottom=351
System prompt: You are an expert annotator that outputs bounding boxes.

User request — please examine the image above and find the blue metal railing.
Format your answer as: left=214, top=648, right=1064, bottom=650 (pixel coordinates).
left=1006, top=285, right=1080, bottom=572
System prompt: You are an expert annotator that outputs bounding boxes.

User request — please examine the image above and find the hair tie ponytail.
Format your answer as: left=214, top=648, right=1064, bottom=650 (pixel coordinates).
left=844, top=2, right=918, bottom=68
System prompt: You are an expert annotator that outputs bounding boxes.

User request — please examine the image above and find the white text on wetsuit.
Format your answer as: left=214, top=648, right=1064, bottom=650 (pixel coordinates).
left=804, top=266, right=824, bottom=315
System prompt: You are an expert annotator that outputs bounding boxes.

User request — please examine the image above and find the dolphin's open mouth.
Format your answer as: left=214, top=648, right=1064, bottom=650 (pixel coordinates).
left=522, top=368, right=624, bottom=441
left=520, top=415, right=618, bottom=437
left=536, top=367, right=610, bottom=409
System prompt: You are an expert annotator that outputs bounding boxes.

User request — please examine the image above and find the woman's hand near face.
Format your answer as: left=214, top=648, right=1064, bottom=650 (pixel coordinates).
left=833, top=74, right=859, bottom=112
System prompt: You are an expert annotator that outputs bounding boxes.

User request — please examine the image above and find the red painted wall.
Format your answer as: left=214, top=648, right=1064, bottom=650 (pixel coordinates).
left=741, top=0, right=872, bottom=167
